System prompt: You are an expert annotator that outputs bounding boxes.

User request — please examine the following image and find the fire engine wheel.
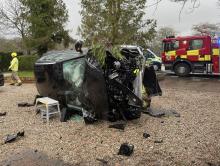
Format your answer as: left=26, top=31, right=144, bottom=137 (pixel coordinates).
left=174, top=63, right=190, bottom=77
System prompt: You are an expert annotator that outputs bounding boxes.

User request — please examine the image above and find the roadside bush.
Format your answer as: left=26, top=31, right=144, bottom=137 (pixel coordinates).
left=0, top=52, right=11, bottom=72
left=18, top=55, right=39, bottom=71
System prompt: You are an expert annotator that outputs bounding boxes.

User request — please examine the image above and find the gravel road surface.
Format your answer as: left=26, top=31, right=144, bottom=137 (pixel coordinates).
left=0, top=76, right=219, bottom=166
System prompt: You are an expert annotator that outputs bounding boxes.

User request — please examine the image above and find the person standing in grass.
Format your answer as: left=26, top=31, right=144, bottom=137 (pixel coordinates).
left=8, top=52, right=22, bottom=86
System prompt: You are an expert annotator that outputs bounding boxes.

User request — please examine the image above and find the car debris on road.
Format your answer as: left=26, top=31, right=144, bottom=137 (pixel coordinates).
left=4, top=131, right=25, bottom=144
left=18, top=102, right=35, bottom=107
left=109, top=123, right=126, bottom=131
left=143, top=132, right=151, bottom=139
left=118, top=143, right=134, bottom=156
left=0, top=112, right=6, bottom=117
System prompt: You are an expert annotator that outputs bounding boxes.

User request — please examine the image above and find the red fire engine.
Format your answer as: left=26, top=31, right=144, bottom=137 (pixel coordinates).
left=162, top=35, right=220, bottom=76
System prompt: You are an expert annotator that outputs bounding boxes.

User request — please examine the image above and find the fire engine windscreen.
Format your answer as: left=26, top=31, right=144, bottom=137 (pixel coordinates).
left=163, top=40, right=179, bottom=52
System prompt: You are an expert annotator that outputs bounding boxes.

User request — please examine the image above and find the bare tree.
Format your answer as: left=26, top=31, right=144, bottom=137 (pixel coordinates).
left=0, top=0, right=27, bottom=40
left=147, top=0, right=200, bottom=20
left=148, top=26, right=177, bottom=56
left=0, top=37, right=23, bottom=52
left=192, top=23, right=220, bottom=36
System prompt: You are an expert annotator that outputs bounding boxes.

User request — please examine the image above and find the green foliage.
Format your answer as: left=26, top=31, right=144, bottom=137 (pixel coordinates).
left=18, top=71, right=34, bottom=77
left=91, top=44, right=107, bottom=66
left=91, top=44, right=123, bottom=66
left=20, top=0, right=69, bottom=55
left=0, top=53, right=11, bottom=72
left=0, top=53, right=36, bottom=72
left=111, top=46, right=123, bottom=60
left=18, top=54, right=39, bottom=71
left=79, top=0, right=157, bottom=47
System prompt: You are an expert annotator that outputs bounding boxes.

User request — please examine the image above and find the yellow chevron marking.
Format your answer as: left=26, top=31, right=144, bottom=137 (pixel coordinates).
left=213, top=49, right=220, bottom=56
left=187, top=50, right=199, bottom=56
left=180, top=55, right=187, bottom=59
left=166, top=51, right=176, bottom=56
left=204, top=55, right=211, bottom=61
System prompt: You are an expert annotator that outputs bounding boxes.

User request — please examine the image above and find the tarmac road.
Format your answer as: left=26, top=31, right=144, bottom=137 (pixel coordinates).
left=161, top=73, right=220, bottom=93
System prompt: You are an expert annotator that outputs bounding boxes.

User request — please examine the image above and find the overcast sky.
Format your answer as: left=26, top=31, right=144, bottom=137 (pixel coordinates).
left=63, top=0, right=220, bottom=38
left=1, top=0, right=219, bottom=38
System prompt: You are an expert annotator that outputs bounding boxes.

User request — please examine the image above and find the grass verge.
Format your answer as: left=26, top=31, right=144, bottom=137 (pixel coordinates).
left=18, top=71, right=34, bottom=77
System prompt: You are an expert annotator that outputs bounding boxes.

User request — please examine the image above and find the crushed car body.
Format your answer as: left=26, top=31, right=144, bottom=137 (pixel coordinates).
left=34, top=46, right=162, bottom=123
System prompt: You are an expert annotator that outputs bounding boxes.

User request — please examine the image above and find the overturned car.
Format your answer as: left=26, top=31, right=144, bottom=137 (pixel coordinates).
left=34, top=46, right=162, bottom=123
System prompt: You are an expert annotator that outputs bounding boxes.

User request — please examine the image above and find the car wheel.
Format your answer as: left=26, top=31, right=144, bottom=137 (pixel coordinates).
left=153, top=64, right=159, bottom=71
left=174, top=63, right=190, bottom=77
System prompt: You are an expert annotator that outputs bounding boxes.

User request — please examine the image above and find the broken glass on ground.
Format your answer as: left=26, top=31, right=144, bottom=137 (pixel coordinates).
left=70, top=114, right=83, bottom=122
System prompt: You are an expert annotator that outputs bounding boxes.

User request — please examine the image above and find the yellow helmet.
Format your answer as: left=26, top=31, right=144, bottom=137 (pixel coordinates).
left=11, top=52, right=17, bottom=57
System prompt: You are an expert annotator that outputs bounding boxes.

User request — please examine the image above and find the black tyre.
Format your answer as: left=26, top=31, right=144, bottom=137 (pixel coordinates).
left=174, top=63, right=190, bottom=77
left=152, top=62, right=161, bottom=71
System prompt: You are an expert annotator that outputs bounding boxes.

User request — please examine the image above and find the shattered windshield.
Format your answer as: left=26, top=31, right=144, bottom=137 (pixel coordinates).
left=164, top=40, right=179, bottom=52
left=63, top=58, right=85, bottom=88
left=63, top=58, right=85, bottom=107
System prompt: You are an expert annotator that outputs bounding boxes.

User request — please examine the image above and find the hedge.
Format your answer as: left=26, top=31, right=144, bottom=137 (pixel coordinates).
left=18, top=55, right=39, bottom=71
left=0, top=53, right=39, bottom=72
left=0, top=52, right=11, bottom=72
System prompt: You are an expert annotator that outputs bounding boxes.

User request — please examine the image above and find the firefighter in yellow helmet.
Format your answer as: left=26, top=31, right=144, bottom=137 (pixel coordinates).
left=8, top=52, right=22, bottom=86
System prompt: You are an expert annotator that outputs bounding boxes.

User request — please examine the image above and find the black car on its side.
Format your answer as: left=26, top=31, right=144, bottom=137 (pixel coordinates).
left=34, top=48, right=162, bottom=123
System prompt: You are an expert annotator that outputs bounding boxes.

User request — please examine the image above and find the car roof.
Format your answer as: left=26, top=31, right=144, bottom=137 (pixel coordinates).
left=36, top=50, right=85, bottom=64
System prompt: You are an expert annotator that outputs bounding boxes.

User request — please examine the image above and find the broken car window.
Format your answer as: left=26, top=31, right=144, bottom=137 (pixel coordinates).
left=63, top=58, right=85, bottom=88
left=63, top=58, right=85, bottom=107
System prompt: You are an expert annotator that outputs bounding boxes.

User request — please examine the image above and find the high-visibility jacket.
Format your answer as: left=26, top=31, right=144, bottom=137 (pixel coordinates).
left=9, top=57, right=19, bottom=72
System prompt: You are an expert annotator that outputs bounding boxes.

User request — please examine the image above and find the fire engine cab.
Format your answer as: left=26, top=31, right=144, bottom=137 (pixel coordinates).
left=162, top=35, right=220, bottom=76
